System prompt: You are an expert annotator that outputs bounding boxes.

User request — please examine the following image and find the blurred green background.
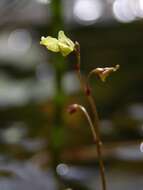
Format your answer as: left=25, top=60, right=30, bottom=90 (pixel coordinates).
left=0, top=0, right=143, bottom=190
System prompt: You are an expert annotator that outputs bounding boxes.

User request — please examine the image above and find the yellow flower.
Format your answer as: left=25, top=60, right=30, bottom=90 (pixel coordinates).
left=40, top=36, right=59, bottom=52
left=40, top=31, right=75, bottom=56
left=58, top=31, right=75, bottom=56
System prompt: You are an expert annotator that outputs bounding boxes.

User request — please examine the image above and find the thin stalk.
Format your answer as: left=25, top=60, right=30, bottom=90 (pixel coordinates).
left=73, top=104, right=97, bottom=142
left=74, top=42, right=107, bottom=190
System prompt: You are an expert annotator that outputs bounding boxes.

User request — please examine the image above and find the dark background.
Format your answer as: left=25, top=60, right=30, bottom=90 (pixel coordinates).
left=0, top=0, right=143, bottom=190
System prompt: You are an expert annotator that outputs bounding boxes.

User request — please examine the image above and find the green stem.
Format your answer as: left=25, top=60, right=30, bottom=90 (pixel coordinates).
left=49, top=1, right=65, bottom=190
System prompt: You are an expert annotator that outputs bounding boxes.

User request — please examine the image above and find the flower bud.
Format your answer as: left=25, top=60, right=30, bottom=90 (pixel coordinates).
left=92, top=65, right=120, bottom=82
left=67, top=104, right=78, bottom=114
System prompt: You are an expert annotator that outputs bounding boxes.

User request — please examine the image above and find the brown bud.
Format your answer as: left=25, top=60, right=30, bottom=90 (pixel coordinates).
left=91, top=64, right=120, bottom=82
left=67, top=104, right=78, bottom=114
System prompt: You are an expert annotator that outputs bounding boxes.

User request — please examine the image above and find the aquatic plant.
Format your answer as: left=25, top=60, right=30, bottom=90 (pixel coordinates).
left=40, top=30, right=119, bottom=190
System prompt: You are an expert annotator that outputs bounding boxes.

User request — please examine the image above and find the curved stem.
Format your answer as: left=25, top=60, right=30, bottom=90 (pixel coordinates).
left=74, top=42, right=107, bottom=190
left=75, top=104, right=97, bottom=142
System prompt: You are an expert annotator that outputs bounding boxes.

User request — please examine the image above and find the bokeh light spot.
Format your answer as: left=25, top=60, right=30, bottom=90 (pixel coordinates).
left=113, top=0, right=136, bottom=23
left=140, top=142, right=143, bottom=153
left=8, top=29, right=32, bottom=55
left=73, top=0, right=103, bottom=25
left=36, top=0, right=51, bottom=4
left=56, top=163, right=69, bottom=176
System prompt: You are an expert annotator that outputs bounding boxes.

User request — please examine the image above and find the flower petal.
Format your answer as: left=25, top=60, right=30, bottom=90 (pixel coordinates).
left=58, top=31, right=75, bottom=56
left=40, top=36, right=60, bottom=52
left=58, top=42, right=74, bottom=56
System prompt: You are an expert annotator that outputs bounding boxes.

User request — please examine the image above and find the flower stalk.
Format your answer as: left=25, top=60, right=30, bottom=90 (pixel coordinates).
left=74, top=42, right=106, bottom=190
left=68, top=104, right=97, bottom=142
